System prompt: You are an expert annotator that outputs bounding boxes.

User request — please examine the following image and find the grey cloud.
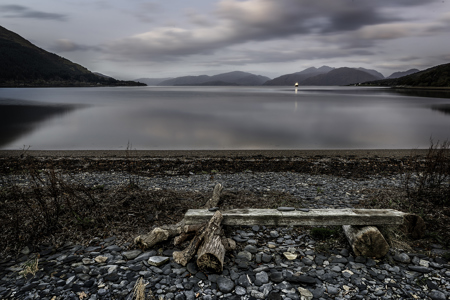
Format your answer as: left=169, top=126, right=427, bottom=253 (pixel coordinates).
left=105, top=0, right=440, bottom=63
left=50, top=39, right=101, bottom=52
left=0, top=4, right=67, bottom=21
left=201, top=47, right=375, bottom=67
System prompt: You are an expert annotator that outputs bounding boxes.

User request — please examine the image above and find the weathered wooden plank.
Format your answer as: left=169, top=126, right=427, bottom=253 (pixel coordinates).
left=184, top=208, right=405, bottom=226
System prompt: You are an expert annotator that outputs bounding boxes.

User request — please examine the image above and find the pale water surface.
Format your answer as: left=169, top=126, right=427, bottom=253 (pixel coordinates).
left=1, top=86, right=450, bottom=150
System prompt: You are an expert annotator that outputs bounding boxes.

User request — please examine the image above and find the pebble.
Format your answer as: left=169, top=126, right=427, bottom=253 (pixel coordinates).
left=1, top=171, right=449, bottom=299
left=148, top=256, right=170, bottom=267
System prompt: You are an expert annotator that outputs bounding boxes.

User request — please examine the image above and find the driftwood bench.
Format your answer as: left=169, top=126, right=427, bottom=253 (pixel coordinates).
left=184, top=208, right=405, bottom=226
left=135, top=184, right=417, bottom=273
left=185, top=208, right=407, bottom=258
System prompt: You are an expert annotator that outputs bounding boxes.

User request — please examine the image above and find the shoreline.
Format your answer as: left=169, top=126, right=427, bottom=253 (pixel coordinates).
left=0, top=149, right=430, bottom=159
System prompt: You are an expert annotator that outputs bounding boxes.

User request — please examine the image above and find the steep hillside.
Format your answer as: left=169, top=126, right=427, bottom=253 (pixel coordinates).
left=363, top=63, right=450, bottom=87
left=0, top=25, right=144, bottom=87
left=387, top=69, right=420, bottom=79
left=301, top=67, right=380, bottom=86
left=263, top=66, right=333, bottom=85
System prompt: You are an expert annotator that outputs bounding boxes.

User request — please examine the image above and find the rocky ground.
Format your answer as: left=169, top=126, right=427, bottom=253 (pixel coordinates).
left=0, top=150, right=449, bottom=300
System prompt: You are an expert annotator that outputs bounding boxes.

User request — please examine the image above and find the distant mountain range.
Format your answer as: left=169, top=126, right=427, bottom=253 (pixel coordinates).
left=156, top=71, right=271, bottom=86
left=134, top=78, right=173, bottom=86
left=149, top=67, right=425, bottom=87
left=0, top=25, right=144, bottom=87
left=264, top=66, right=386, bottom=86
left=361, top=63, right=450, bottom=87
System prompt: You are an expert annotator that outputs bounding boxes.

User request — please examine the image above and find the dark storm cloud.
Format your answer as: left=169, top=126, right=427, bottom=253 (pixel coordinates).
left=105, top=0, right=440, bottom=63
left=0, top=4, right=67, bottom=21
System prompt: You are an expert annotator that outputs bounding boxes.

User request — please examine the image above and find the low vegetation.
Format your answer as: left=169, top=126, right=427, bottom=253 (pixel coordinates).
left=1, top=141, right=449, bottom=256
left=359, top=140, right=450, bottom=250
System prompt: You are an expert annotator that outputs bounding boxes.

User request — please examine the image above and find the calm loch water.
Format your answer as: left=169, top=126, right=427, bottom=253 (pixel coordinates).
left=1, top=86, right=450, bottom=150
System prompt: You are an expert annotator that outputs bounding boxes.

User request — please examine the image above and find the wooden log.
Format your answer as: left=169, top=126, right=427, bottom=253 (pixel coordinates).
left=204, top=183, right=223, bottom=209
left=185, top=208, right=405, bottom=226
left=173, top=234, right=203, bottom=266
left=221, top=237, right=236, bottom=251
left=174, top=224, right=204, bottom=246
left=197, top=235, right=226, bottom=272
left=196, top=211, right=225, bottom=272
left=134, top=220, right=203, bottom=250
left=342, top=225, right=389, bottom=258
left=173, top=210, right=223, bottom=267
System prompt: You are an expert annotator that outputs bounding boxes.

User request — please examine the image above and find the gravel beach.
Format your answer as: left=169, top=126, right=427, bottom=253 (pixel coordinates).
left=0, top=150, right=449, bottom=300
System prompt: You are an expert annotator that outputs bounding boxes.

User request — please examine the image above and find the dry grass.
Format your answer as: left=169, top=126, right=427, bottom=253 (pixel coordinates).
left=132, top=277, right=156, bottom=300
left=0, top=157, right=302, bottom=256
left=19, top=254, right=39, bottom=277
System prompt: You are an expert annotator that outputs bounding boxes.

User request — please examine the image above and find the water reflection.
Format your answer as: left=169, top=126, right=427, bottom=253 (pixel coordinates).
left=391, top=88, right=450, bottom=99
left=0, top=99, right=78, bottom=148
left=1, top=87, right=450, bottom=150
left=432, top=105, right=450, bottom=115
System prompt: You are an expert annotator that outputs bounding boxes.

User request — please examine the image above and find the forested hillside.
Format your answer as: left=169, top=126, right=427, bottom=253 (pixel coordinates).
left=0, top=26, right=144, bottom=87
left=363, top=63, right=450, bottom=87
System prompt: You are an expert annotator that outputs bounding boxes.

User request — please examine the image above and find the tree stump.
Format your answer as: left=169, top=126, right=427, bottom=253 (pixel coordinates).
left=342, top=225, right=389, bottom=258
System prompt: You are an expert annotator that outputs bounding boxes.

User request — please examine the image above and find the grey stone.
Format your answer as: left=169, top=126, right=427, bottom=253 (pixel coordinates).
left=270, top=231, right=279, bottom=238
left=302, top=257, right=314, bottom=266
left=297, top=287, right=313, bottom=300
left=134, top=251, right=156, bottom=262
left=21, top=246, right=31, bottom=255
left=184, top=290, right=195, bottom=300
left=296, top=208, right=310, bottom=212
left=148, top=256, right=170, bottom=267
left=327, top=286, right=339, bottom=295
left=105, top=245, right=122, bottom=252
left=174, top=294, right=186, bottom=300
left=251, top=290, right=266, bottom=299
left=122, top=249, right=142, bottom=260
left=259, top=254, right=271, bottom=263
left=267, top=291, right=282, bottom=300
left=76, top=273, right=91, bottom=281
left=235, top=285, right=247, bottom=295
left=244, top=245, right=258, bottom=254
left=237, top=251, right=252, bottom=261
left=429, top=290, right=446, bottom=300
left=277, top=207, right=295, bottom=211
left=256, top=271, right=269, bottom=285
left=269, top=272, right=284, bottom=283
left=408, top=265, right=432, bottom=273
left=393, top=252, right=411, bottom=263
left=217, top=276, right=234, bottom=293
left=98, top=288, right=108, bottom=296
left=287, top=275, right=316, bottom=285
left=312, top=287, right=326, bottom=298
left=104, top=272, right=119, bottom=282
left=238, top=274, right=252, bottom=287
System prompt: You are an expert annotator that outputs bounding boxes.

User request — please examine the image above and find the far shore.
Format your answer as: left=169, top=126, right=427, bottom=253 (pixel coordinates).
left=0, top=149, right=431, bottom=159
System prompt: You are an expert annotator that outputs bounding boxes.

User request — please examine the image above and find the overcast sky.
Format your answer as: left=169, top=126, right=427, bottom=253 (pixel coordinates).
left=2, top=0, right=450, bottom=80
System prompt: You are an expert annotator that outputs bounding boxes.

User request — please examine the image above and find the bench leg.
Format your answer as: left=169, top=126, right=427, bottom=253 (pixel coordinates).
left=342, top=225, right=389, bottom=258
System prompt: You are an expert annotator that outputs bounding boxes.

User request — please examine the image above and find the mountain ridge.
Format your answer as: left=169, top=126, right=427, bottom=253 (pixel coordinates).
left=158, top=71, right=270, bottom=86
